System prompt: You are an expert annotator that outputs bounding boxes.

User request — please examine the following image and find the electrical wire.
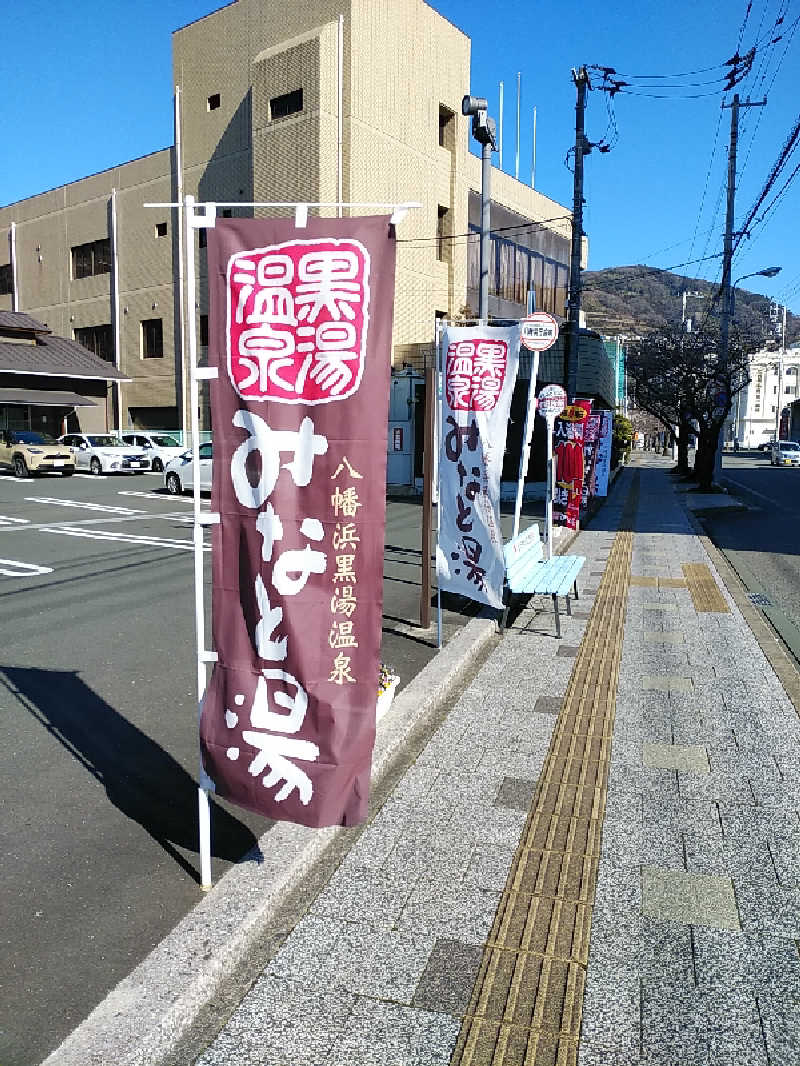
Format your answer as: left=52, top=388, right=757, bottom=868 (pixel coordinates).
left=395, top=213, right=573, bottom=245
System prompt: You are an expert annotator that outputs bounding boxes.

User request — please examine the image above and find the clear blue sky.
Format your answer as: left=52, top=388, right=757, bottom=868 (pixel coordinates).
left=3, top=0, right=799, bottom=311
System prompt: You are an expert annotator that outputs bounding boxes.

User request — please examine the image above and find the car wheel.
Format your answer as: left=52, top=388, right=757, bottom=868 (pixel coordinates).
left=13, top=455, right=29, bottom=478
left=151, top=457, right=164, bottom=473
left=166, top=472, right=183, bottom=495
left=90, top=457, right=102, bottom=475
left=62, top=469, right=74, bottom=477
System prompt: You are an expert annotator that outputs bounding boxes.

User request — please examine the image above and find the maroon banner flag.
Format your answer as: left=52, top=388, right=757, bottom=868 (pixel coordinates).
left=201, top=216, right=396, bottom=828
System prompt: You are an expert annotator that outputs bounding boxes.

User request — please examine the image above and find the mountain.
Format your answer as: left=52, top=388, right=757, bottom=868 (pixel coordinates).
left=581, top=266, right=798, bottom=348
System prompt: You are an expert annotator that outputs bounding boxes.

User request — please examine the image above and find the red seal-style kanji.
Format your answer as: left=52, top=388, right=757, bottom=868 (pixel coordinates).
left=227, top=238, right=371, bottom=405
left=445, top=340, right=508, bottom=411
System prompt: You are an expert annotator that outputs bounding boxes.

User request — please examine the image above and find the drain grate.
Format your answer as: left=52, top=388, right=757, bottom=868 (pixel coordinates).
left=748, top=592, right=772, bottom=607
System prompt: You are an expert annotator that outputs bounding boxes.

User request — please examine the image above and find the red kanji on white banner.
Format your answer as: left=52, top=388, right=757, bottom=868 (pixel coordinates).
left=445, top=339, right=508, bottom=411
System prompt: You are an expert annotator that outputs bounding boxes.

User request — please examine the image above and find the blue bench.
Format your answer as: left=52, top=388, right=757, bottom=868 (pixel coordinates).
left=502, top=523, right=586, bottom=638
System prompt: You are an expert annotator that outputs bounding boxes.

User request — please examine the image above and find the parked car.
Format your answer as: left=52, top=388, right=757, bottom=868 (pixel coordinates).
left=120, top=432, right=185, bottom=473
left=164, top=442, right=212, bottom=494
left=758, top=439, right=776, bottom=452
left=770, top=440, right=800, bottom=466
left=0, top=430, right=75, bottom=478
left=58, top=433, right=150, bottom=475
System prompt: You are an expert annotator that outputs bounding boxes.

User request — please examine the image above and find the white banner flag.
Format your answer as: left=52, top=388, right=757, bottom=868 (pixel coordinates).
left=436, top=324, right=520, bottom=609
left=594, top=410, right=613, bottom=497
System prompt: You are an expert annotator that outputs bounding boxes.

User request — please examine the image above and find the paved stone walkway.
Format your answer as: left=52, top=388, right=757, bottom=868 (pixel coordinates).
left=195, top=457, right=800, bottom=1066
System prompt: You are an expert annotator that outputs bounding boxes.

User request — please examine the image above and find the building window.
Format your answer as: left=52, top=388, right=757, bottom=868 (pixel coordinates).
left=0, top=263, right=11, bottom=295
left=199, top=229, right=207, bottom=249
left=74, top=324, right=114, bottom=362
left=207, top=93, right=221, bottom=111
left=437, top=206, right=449, bottom=261
left=71, top=238, right=111, bottom=279
left=199, top=314, right=209, bottom=347
left=438, top=105, right=454, bottom=149
left=221, top=209, right=233, bottom=218
left=270, top=88, right=303, bottom=120
left=141, top=318, right=163, bottom=358
left=155, top=222, right=168, bottom=238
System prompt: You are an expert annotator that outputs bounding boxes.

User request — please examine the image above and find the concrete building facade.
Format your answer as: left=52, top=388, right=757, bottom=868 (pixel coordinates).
left=1, top=0, right=573, bottom=438
left=729, top=346, right=800, bottom=447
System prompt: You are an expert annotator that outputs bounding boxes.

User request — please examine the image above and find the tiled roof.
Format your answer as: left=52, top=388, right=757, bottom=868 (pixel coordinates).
left=0, top=311, right=46, bottom=332
left=0, top=312, right=128, bottom=381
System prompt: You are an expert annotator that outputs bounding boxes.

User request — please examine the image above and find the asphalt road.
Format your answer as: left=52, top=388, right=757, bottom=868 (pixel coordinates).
left=0, top=471, right=490, bottom=1066
left=701, top=450, right=800, bottom=662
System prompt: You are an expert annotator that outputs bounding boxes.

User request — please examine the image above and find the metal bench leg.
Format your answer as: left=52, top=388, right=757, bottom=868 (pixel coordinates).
left=500, top=585, right=511, bottom=633
left=565, top=593, right=572, bottom=617
left=574, top=580, right=579, bottom=601
left=552, top=593, right=561, bottom=638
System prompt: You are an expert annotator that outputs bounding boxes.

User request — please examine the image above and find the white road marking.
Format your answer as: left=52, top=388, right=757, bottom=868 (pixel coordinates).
left=37, top=525, right=209, bottom=551
left=0, top=516, right=29, bottom=525
left=73, top=473, right=109, bottom=479
left=0, top=475, right=32, bottom=483
left=0, top=558, right=53, bottom=577
left=25, top=497, right=145, bottom=516
left=118, top=490, right=190, bottom=503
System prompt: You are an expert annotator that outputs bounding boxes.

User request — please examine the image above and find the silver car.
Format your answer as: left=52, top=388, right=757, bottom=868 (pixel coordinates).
left=770, top=441, right=800, bottom=466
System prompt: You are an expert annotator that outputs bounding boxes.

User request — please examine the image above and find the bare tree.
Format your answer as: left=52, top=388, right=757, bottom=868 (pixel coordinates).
left=626, top=325, right=754, bottom=490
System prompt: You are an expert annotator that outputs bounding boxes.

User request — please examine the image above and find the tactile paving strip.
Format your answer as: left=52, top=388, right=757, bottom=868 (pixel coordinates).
left=682, top=562, right=730, bottom=613
left=450, top=491, right=636, bottom=1066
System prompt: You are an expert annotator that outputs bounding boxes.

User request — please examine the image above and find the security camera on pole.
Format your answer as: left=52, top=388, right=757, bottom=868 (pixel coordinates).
left=462, top=95, right=497, bottom=323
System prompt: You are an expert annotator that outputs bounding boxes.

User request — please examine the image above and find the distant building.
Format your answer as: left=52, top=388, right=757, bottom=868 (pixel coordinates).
left=729, top=346, right=800, bottom=446
left=0, top=0, right=574, bottom=448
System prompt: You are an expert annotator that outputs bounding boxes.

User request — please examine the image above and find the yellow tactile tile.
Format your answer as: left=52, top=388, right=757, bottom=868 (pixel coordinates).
left=450, top=512, right=634, bottom=1065
left=682, top=562, right=730, bottom=613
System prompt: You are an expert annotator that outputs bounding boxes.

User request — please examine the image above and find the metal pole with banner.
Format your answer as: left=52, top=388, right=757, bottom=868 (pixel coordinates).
left=436, top=323, right=521, bottom=609
left=536, top=384, right=567, bottom=560
left=149, top=195, right=418, bottom=884
left=513, top=312, right=559, bottom=539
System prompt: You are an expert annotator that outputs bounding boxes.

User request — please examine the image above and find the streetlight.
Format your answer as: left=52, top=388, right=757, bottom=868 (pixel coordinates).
left=728, top=267, right=781, bottom=452
left=462, top=94, right=497, bottom=324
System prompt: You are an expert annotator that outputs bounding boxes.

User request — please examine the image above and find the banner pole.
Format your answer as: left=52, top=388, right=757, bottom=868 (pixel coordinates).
left=184, top=193, right=213, bottom=891
left=435, top=321, right=443, bottom=649
left=545, top=416, right=554, bottom=561
left=419, top=365, right=434, bottom=629
left=512, top=349, right=539, bottom=540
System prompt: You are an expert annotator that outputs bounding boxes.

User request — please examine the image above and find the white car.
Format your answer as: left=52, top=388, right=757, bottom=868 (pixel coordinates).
left=164, top=442, right=212, bottom=494
left=59, top=433, right=150, bottom=475
left=770, top=440, right=800, bottom=466
left=120, top=432, right=186, bottom=473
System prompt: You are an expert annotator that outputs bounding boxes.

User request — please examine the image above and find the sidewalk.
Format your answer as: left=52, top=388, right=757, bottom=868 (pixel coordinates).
left=49, top=456, right=800, bottom=1065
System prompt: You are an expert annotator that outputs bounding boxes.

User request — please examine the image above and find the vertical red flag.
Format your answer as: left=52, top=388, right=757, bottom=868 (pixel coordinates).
left=553, top=401, right=591, bottom=529
left=201, top=216, right=396, bottom=828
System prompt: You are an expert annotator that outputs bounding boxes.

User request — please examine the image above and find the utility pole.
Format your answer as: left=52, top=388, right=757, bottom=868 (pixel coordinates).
left=565, top=66, right=591, bottom=401
left=716, top=92, right=766, bottom=479
left=463, top=95, right=497, bottom=323
left=775, top=302, right=787, bottom=439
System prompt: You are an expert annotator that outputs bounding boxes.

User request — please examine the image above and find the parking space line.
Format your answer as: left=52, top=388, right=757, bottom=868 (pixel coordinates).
left=0, top=558, right=53, bottom=578
left=25, top=497, right=145, bottom=516
left=118, top=490, right=192, bottom=503
left=36, top=526, right=206, bottom=551
left=0, top=516, right=30, bottom=526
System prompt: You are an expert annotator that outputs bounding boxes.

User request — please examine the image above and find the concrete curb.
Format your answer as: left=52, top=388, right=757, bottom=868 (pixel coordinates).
left=42, top=615, right=499, bottom=1066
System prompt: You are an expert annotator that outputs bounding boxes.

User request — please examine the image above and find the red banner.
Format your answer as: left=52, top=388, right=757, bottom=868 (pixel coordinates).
left=202, top=216, right=395, bottom=828
left=553, top=401, right=591, bottom=529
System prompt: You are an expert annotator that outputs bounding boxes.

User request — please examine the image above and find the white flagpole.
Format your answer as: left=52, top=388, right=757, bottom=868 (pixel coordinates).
left=184, top=193, right=214, bottom=891
left=512, top=349, right=540, bottom=540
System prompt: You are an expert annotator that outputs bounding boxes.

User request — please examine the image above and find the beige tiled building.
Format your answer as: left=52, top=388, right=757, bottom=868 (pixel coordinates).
left=0, top=0, right=573, bottom=437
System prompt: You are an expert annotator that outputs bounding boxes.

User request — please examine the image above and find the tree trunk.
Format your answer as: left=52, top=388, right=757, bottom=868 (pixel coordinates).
left=676, top=431, right=689, bottom=473
left=694, top=427, right=717, bottom=491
